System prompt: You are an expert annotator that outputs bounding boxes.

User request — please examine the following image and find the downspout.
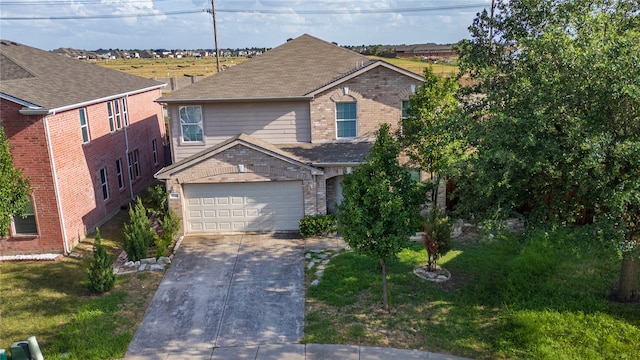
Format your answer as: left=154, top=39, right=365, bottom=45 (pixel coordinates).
left=124, top=99, right=135, bottom=200
left=44, top=115, right=71, bottom=255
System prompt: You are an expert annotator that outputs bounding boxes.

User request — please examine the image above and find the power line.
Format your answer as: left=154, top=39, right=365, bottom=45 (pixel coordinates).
left=1, top=9, right=206, bottom=20
left=217, top=4, right=487, bottom=14
left=0, top=0, right=175, bottom=5
left=1, top=4, right=488, bottom=21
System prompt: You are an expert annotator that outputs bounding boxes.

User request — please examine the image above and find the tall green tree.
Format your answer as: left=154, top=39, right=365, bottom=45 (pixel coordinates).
left=455, top=0, right=640, bottom=301
left=337, top=124, right=426, bottom=312
left=0, top=126, right=31, bottom=236
left=399, top=66, right=465, bottom=207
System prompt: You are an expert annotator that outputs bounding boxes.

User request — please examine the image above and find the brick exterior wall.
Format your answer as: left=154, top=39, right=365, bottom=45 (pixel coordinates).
left=0, top=99, right=63, bottom=254
left=0, top=89, right=165, bottom=255
left=165, top=143, right=319, bottom=235
left=310, top=66, right=421, bottom=143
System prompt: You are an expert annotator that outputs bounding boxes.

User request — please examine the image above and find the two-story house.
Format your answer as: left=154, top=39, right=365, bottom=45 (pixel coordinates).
left=155, top=34, right=423, bottom=234
left=0, top=40, right=166, bottom=255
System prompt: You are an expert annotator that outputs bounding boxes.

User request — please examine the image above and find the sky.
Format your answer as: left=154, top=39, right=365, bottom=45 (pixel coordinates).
left=0, top=0, right=492, bottom=51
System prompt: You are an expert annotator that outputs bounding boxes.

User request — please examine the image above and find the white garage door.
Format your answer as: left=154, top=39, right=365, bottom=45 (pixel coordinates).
left=184, top=182, right=304, bottom=232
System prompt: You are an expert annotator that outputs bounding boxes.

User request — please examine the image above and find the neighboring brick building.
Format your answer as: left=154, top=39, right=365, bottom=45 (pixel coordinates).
left=0, top=40, right=166, bottom=255
left=155, top=34, right=424, bottom=234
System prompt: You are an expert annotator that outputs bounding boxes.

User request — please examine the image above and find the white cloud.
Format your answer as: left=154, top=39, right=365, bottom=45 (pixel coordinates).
left=1, top=0, right=491, bottom=50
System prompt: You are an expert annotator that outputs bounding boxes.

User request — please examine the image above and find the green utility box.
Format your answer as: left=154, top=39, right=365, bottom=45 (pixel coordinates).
left=9, top=342, right=30, bottom=360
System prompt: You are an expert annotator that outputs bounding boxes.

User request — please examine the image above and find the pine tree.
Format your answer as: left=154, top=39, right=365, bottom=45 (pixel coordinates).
left=123, top=197, right=154, bottom=261
left=87, top=228, right=116, bottom=293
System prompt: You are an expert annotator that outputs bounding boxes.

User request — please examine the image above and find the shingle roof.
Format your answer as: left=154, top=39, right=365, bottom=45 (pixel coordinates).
left=159, top=34, right=374, bottom=102
left=0, top=40, right=164, bottom=111
left=276, top=142, right=373, bottom=165
left=155, top=133, right=323, bottom=179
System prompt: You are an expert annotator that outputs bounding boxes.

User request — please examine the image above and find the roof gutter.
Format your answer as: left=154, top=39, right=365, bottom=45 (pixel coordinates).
left=17, top=84, right=166, bottom=115
left=156, top=96, right=313, bottom=104
left=312, top=162, right=363, bottom=167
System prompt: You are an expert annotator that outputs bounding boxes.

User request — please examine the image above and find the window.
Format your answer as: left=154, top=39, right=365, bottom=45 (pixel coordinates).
left=128, top=149, right=140, bottom=180
left=121, top=98, right=129, bottom=126
left=152, top=139, right=158, bottom=165
left=108, top=98, right=128, bottom=130
left=107, top=102, right=115, bottom=132
left=79, top=108, right=90, bottom=143
left=99, top=168, right=109, bottom=201
left=115, top=158, right=124, bottom=189
left=127, top=153, right=134, bottom=181
left=13, top=198, right=37, bottom=235
left=408, top=168, right=422, bottom=182
left=336, top=102, right=357, bottom=138
left=402, top=100, right=411, bottom=120
left=179, top=106, right=203, bottom=143
left=115, top=100, right=123, bottom=129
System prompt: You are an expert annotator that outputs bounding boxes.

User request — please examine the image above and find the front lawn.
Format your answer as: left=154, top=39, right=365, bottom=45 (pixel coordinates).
left=304, top=227, right=640, bottom=359
left=0, top=210, right=164, bottom=360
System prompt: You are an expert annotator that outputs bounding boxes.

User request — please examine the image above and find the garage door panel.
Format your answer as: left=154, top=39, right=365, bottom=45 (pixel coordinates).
left=184, top=182, right=303, bottom=232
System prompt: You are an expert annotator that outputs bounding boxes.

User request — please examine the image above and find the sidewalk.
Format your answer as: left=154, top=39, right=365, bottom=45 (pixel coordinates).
left=125, top=343, right=473, bottom=360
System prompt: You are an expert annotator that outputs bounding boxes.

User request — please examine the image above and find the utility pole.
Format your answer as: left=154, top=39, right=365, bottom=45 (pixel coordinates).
left=211, top=0, right=221, bottom=73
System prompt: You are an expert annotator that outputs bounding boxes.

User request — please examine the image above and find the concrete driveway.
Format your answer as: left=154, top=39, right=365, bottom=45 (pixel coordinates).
left=125, top=233, right=305, bottom=358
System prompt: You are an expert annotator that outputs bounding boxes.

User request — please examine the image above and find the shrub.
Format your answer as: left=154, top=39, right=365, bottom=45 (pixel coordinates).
left=299, top=214, right=337, bottom=238
left=87, top=228, right=116, bottom=293
left=123, top=197, right=154, bottom=261
left=423, top=206, right=452, bottom=270
left=155, top=209, right=180, bottom=258
left=144, top=184, right=167, bottom=218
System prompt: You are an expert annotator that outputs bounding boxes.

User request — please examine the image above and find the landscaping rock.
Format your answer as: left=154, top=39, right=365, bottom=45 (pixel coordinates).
left=315, top=270, right=324, bottom=277
left=157, top=256, right=171, bottom=264
left=307, top=261, right=316, bottom=270
left=150, top=264, right=166, bottom=271
left=141, top=257, right=156, bottom=264
left=311, top=279, right=320, bottom=286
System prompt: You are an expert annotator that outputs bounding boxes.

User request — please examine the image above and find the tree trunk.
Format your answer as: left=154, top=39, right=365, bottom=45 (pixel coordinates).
left=380, top=258, right=389, bottom=313
left=617, top=248, right=640, bottom=302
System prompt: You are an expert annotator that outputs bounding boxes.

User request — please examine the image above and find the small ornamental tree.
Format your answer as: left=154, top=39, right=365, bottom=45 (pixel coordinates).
left=123, top=197, right=154, bottom=261
left=0, top=126, right=31, bottom=236
left=87, top=228, right=116, bottom=293
left=337, top=124, right=426, bottom=312
left=422, top=207, right=452, bottom=271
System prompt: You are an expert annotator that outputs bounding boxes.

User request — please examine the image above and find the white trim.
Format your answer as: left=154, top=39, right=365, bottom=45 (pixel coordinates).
left=308, top=61, right=424, bottom=97
left=158, top=96, right=312, bottom=104
left=155, top=137, right=323, bottom=180
left=0, top=93, right=42, bottom=109
left=18, top=84, right=165, bottom=115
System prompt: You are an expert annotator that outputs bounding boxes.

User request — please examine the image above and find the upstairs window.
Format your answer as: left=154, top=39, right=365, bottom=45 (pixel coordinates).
left=107, top=102, right=115, bottom=132
left=121, top=98, right=129, bottom=126
left=79, top=108, right=90, bottom=143
left=13, top=198, right=37, bottom=235
left=336, top=102, right=357, bottom=138
left=114, top=100, right=122, bottom=129
left=179, top=106, right=203, bottom=143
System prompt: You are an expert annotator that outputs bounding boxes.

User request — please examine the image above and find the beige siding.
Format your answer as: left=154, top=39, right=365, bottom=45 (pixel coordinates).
left=169, top=101, right=311, bottom=162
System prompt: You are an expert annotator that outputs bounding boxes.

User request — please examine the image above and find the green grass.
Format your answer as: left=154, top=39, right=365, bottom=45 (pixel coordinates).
left=303, top=227, right=640, bottom=359
left=0, top=210, right=164, bottom=360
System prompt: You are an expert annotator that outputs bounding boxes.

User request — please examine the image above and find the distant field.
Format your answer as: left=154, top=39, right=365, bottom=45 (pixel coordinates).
left=95, top=56, right=247, bottom=78
left=368, top=56, right=458, bottom=76
left=95, top=55, right=457, bottom=79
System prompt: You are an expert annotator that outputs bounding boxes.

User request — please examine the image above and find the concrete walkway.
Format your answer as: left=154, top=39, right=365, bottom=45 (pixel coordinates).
left=124, top=234, right=471, bottom=360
